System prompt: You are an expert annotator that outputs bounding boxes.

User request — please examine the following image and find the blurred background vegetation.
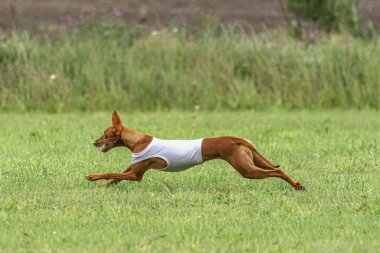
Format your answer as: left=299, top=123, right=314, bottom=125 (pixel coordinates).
left=0, top=0, right=379, bottom=112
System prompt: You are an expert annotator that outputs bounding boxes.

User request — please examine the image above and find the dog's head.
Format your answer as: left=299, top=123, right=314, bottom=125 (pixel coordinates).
left=93, top=111, right=125, bottom=152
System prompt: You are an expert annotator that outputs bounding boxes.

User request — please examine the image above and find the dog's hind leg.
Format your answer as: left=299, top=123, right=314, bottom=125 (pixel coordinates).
left=226, top=145, right=304, bottom=190
left=239, top=139, right=280, bottom=169
left=250, top=146, right=280, bottom=169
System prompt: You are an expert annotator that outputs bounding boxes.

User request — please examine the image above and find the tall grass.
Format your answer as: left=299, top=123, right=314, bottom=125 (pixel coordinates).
left=0, top=23, right=379, bottom=112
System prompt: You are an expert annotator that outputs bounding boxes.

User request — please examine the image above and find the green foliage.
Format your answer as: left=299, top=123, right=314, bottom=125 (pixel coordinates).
left=287, top=0, right=359, bottom=33
left=0, top=111, right=379, bottom=252
left=0, top=25, right=380, bottom=112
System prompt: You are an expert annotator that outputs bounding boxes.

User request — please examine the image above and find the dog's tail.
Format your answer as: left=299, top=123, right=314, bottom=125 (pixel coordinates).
left=239, top=138, right=281, bottom=169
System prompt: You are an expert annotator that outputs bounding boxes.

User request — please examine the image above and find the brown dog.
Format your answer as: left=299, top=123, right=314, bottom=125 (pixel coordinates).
left=86, top=111, right=305, bottom=190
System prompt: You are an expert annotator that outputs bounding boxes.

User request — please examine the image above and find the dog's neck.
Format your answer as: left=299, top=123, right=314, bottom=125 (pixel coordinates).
left=120, top=127, right=146, bottom=151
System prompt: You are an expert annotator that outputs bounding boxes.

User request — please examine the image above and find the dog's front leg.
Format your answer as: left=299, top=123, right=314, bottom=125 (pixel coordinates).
left=86, top=172, right=139, bottom=181
left=106, top=165, right=133, bottom=187
left=86, top=162, right=149, bottom=184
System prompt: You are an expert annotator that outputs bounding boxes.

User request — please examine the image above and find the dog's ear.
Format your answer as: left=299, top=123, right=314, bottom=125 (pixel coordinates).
left=112, top=110, right=123, bottom=132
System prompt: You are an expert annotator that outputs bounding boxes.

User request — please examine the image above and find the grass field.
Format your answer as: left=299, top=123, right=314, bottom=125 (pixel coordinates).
left=0, top=111, right=379, bottom=252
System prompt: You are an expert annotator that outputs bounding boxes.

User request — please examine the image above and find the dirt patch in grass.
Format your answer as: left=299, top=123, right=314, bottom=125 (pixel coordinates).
left=0, top=0, right=288, bottom=32
left=0, top=1, right=379, bottom=32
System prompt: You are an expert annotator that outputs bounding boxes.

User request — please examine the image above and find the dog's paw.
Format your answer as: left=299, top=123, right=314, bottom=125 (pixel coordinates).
left=294, top=182, right=306, bottom=191
left=86, top=174, right=99, bottom=181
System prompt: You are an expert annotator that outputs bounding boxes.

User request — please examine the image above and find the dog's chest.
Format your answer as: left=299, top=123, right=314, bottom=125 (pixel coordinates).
left=131, top=138, right=204, bottom=172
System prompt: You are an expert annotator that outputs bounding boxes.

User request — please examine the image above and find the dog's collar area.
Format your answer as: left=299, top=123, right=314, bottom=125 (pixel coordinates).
left=115, top=139, right=124, bottom=146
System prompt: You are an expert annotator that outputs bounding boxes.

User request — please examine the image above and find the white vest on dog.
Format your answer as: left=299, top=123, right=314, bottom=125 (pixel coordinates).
left=131, top=138, right=204, bottom=172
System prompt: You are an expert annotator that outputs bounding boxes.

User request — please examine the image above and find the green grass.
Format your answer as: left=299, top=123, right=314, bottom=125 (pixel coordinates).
left=1, top=23, right=380, bottom=111
left=0, top=111, right=379, bottom=252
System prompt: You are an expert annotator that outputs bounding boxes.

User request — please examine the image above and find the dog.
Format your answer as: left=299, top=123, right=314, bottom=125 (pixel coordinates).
left=86, top=111, right=305, bottom=190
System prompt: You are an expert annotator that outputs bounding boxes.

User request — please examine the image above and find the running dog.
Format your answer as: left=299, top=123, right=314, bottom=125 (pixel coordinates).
left=86, top=111, right=305, bottom=190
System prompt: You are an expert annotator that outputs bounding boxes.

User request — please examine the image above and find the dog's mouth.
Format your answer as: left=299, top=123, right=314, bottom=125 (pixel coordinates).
left=94, top=142, right=111, bottom=152
left=93, top=137, right=117, bottom=152
left=99, top=143, right=109, bottom=152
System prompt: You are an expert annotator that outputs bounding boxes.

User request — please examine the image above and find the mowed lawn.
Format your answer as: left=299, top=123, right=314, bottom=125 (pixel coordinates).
left=0, top=111, right=379, bottom=253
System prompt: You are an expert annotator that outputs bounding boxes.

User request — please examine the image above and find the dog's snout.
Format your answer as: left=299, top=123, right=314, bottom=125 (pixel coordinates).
left=93, top=140, right=103, bottom=147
